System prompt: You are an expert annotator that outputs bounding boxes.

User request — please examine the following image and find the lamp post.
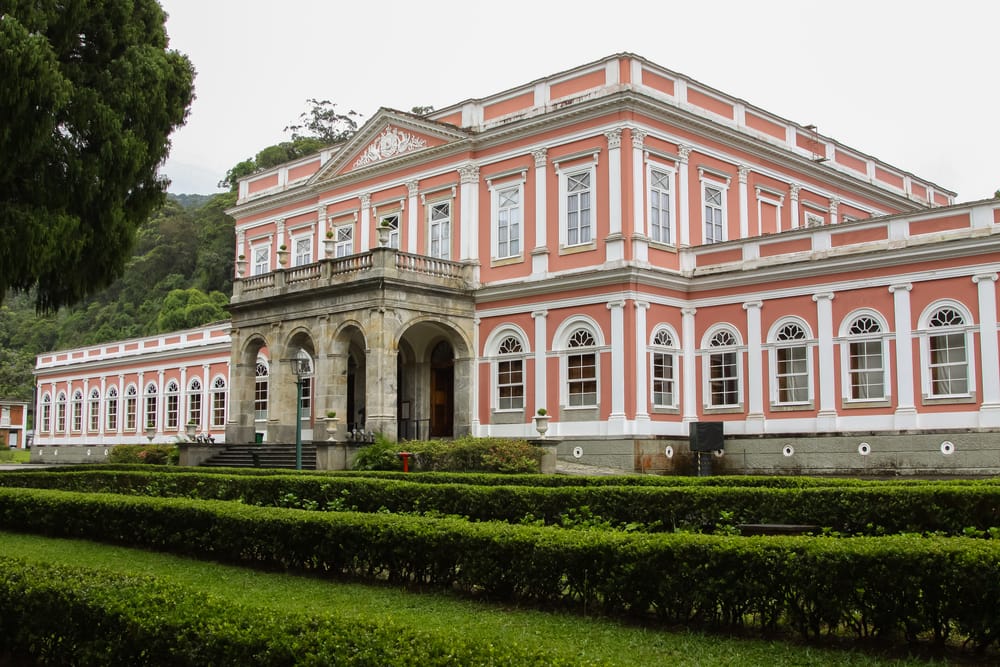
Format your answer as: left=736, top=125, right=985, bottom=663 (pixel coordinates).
left=285, top=356, right=313, bottom=470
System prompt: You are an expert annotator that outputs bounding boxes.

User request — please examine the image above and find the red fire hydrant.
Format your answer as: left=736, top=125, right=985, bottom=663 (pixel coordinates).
left=398, top=451, right=413, bottom=473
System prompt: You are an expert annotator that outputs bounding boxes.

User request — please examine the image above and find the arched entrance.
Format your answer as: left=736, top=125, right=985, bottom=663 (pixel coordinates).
left=430, top=340, right=454, bottom=437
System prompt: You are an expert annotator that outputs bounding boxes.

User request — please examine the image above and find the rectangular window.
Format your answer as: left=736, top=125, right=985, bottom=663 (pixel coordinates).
left=106, top=396, right=117, bottom=431
left=704, top=184, right=725, bottom=244
left=72, top=400, right=82, bottom=432
left=188, top=392, right=202, bottom=427
left=0, top=406, right=8, bottom=427
left=125, top=397, right=137, bottom=431
left=849, top=340, right=884, bottom=399
left=166, top=394, right=179, bottom=429
left=254, top=379, right=268, bottom=420
left=334, top=226, right=353, bottom=257
left=709, top=351, right=739, bottom=406
left=212, top=390, right=226, bottom=427
left=293, top=236, right=312, bottom=266
left=429, top=202, right=451, bottom=259
left=88, top=398, right=100, bottom=432
left=649, top=169, right=672, bottom=244
left=299, top=377, right=312, bottom=414
left=380, top=214, right=400, bottom=249
left=57, top=402, right=66, bottom=433
left=496, top=187, right=521, bottom=259
left=497, top=359, right=524, bottom=410
left=567, top=352, right=597, bottom=406
left=652, top=352, right=675, bottom=406
left=41, top=403, right=51, bottom=432
left=929, top=332, right=968, bottom=396
left=145, top=396, right=157, bottom=429
left=252, top=245, right=270, bottom=275
left=776, top=346, right=809, bottom=403
left=566, top=172, right=592, bottom=246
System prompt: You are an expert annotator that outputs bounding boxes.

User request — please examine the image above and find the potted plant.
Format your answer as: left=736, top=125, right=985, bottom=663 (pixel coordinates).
left=185, top=419, right=197, bottom=440
left=533, top=408, right=550, bottom=438
left=325, top=410, right=339, bottom=442
left=277, top=244, right=289, bottom=266
left=324, top=229, right=336, bottom=256
left=376, top=220, right=392, bottom=247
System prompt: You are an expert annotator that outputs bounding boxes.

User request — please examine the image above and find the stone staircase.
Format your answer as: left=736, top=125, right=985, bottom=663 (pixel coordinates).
left=200, top=444, right=317, bottom=470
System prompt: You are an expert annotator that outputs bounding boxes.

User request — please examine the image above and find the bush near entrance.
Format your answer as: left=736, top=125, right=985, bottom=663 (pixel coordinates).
left=107, top=444, right=179, bottom=465
left=353, top=436, right=543, bottom=473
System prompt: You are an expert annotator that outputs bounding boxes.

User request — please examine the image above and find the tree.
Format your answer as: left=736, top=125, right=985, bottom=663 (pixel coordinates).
left=0, top=1, right=195, bottom=311
left=155, top=288, right=229, bottom=332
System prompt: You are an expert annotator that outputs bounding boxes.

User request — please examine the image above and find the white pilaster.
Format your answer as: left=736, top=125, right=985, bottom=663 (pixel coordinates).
left=738, top=165, right=750, bottom=239
left=472, top=317, right=481, bottom=434
left=202, top=365, right=211, bottom=432
left=531, top=149, right=549, bottom=275
left=829, top=197, right=840, bottom=225
left=605, top=129, right=624, bottom=262
left=179, top=367, right=188, bottom=434
left=682, top=307, right=697, bottom=422
left=634, top=301, right=651, bottom=431
left=459, top=163, right=480, bottom=263
left=406, top=181, right=419, bottom=254
left=889, top=283, right=917, bottom=427
left=813, top=293, right=837, bottom=429
left=678, top=146, right=691, bottom=247
left=631, top=129, right=649, bottom=262
left=608, top=300, right=627, bottom=432
left=531, top=311, right=548, bottom=413
left=974, top=273, right=1000, bottom=423
left=743, top=301, right=764, bottom=431
left=790, top=183, right=800, bottom=229
left=117, top=375, right=124, bottom=437
left=317, top=205, right=327, bottom=258
left=359, top=193, right=371, bottom=251
left=157, top=369, right=165, bottom=436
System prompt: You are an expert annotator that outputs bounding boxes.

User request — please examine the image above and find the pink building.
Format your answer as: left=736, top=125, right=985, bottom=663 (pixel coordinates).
left=0, top=398, right=30, bottom=449
left=35, top=54, right=1000, bottom=473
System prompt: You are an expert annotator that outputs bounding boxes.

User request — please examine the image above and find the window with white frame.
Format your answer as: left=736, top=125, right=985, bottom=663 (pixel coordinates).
left=41, top=394, right=51, bottom=433
left=56, top=392, right=67, bottom=433
left=773, top=322, right=810, bottom=404
left=144, top=383, right=158, bottom=429
left=924, top=305, right=971, bottom=397
left=649, top=168, right=673, bottom=244
left=334, top=225, right=353, bottom=257
left=165, top=381, right=180, bottom=429
left=566, top=328, right=598, bottom=407
left=703, top=183, right=726, bottom=244
left=88, top=388, right=100, bottom=432
left=846, top=315, right=886, bottom=400
left=187, top=378, right=202, bottom=427
left=496, top=335, right=525, bottom=410
left=71, top=390, right=83, bottom=432
left=252, top=245, right=270, bottom=275
left=380, top=213, right=400, bottom=249
left=428, top=202, right=451, bottom=259
left=125, top=385, right=137, bottom=431
left=254, top=361, right=269, bottom=420
left=650, top=328, right=678, bottom=408
left=293, top=235, right=312, bottom=266
left=565, top=171, right=592, bottom=247
left=495, top=186, right=522, bottom=259
left=212, top=377, right=227, bottom=427
left=106, top=386, right=118, bottom=431
left=707, top=329, right=740, bottom=407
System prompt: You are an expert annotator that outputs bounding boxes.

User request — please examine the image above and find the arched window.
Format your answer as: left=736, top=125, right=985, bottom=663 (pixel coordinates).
left=496, top=335, right=525, bottom=410
left=773, top=322, right=809, bottom=405
left=566, top=328, right=597, bottom=407
left=707, top=328, right=740, bottom=407
left=165, top=381, right=180, bottom=429
left=925, top=305, right=970, bottom=397
left=650, top=328, right=677, bottom=408
left=255, top=361, right=269, bottom=420
left=56, top=392, right=67, bottom=433
left=124, top=385, right=138, bottom=432
left=211, top=377, right=227, bottom=427
left=71, top=390, right=83, bottom=432
left=296, top=351, right=313, bottom=418
left=40, top=394, right=51, bottom=433
left=187, top=378, right=202, bottom=427
left=88, top=388, right=101, bottom=432
left=106, top=386, right=119, bottom=432
left=144, top=382, right=158, bottom=430
left=847, top=315, right=885, bottom=400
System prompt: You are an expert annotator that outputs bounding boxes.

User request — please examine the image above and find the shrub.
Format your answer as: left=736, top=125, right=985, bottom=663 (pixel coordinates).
left=108, top=444, right=178, bottom=465
left=351, top=434, right=402, bottom=471
left=406, top=436, right=543, bottom=473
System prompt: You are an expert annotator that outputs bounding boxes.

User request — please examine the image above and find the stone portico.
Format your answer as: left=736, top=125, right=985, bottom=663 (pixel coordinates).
left=226, top=246, right=476, bottom=444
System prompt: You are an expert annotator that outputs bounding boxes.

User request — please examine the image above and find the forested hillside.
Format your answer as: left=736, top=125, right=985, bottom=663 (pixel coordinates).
left=0, top=193, right=236, bottom=400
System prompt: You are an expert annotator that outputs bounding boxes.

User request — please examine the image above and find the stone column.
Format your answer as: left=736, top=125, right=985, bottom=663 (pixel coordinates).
left=743, top=300, right=764, bottom=431
left=889, top=283, right=917, bottom=427
left=607, top=300, right=627, bottom=433
left=605, top=129, right=624, bottom=262
left=631, top=130, right=648, bottom=262
left=364, top=310, right=398, bottom=440
left=531, top=148, right=549, bottom=275
left=813, top=293, right=837, bottom=430
left=974, top=273, right=1000, bottom=424
left=681, top=307, right=697, bottom=422
left=459, top=163, right=480, bottom=284
left=678, top=146, right=691, bottom=247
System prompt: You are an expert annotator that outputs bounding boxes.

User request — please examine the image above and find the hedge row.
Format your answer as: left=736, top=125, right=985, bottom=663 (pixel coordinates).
left=0, top=556, right=573, bottom=666
left=5, top=469, right=1000, bottom=535
left=1, top=487, right=999, bottom=649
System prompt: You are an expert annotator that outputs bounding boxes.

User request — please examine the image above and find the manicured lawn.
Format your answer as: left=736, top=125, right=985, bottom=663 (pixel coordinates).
left=0, top=449, right=30, bottom=464
left=0, top=531, right=937, bottom=666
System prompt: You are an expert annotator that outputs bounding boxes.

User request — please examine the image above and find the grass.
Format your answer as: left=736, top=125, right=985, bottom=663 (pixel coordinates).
left=0, top=530, right=938, bottom=666
left=0, top=449, right=29, bottom=463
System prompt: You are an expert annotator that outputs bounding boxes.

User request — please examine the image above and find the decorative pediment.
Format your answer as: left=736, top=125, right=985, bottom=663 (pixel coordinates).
left=353, top=126, right=428, bottom=168
left=310, top=109, right=470, bottom=183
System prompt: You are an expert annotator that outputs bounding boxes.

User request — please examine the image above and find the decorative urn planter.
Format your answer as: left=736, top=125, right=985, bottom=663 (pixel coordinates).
left=533, top=411, right=550, bottom=438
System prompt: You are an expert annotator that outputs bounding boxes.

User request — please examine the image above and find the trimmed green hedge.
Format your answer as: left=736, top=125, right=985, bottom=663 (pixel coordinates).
left=4, top=469, right=1000, bottom=535
left=1, top=487, right=999, bottom=649
left=0, top=557, right=575, bottom=666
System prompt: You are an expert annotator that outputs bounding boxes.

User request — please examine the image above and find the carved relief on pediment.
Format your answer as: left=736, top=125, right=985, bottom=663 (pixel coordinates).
left=353, top=127, right=428, bottom=168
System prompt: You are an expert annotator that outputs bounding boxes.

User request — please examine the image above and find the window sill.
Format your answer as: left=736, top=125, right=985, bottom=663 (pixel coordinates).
left=490, top=255, right=523, bottom=268
left=648, top=240, right=678, bottom=253
left=651, top=406, right=680, bottom=415
left=921, top=393, right=976, bottom=406
left=559, top=241, right=597, bottom=256
left=841, top=398, right=891, bottom=409
left=703, top=406, right=743, bottom=415
left=769, top=402, right=815, bottom=412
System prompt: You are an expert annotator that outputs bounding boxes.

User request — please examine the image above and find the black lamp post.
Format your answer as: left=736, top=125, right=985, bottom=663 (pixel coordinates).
left=285, top=356, right=313, bottom=470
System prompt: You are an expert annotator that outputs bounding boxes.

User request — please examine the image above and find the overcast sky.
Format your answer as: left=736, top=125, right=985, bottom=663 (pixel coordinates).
left=157, top=0, right=999, bottom=203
